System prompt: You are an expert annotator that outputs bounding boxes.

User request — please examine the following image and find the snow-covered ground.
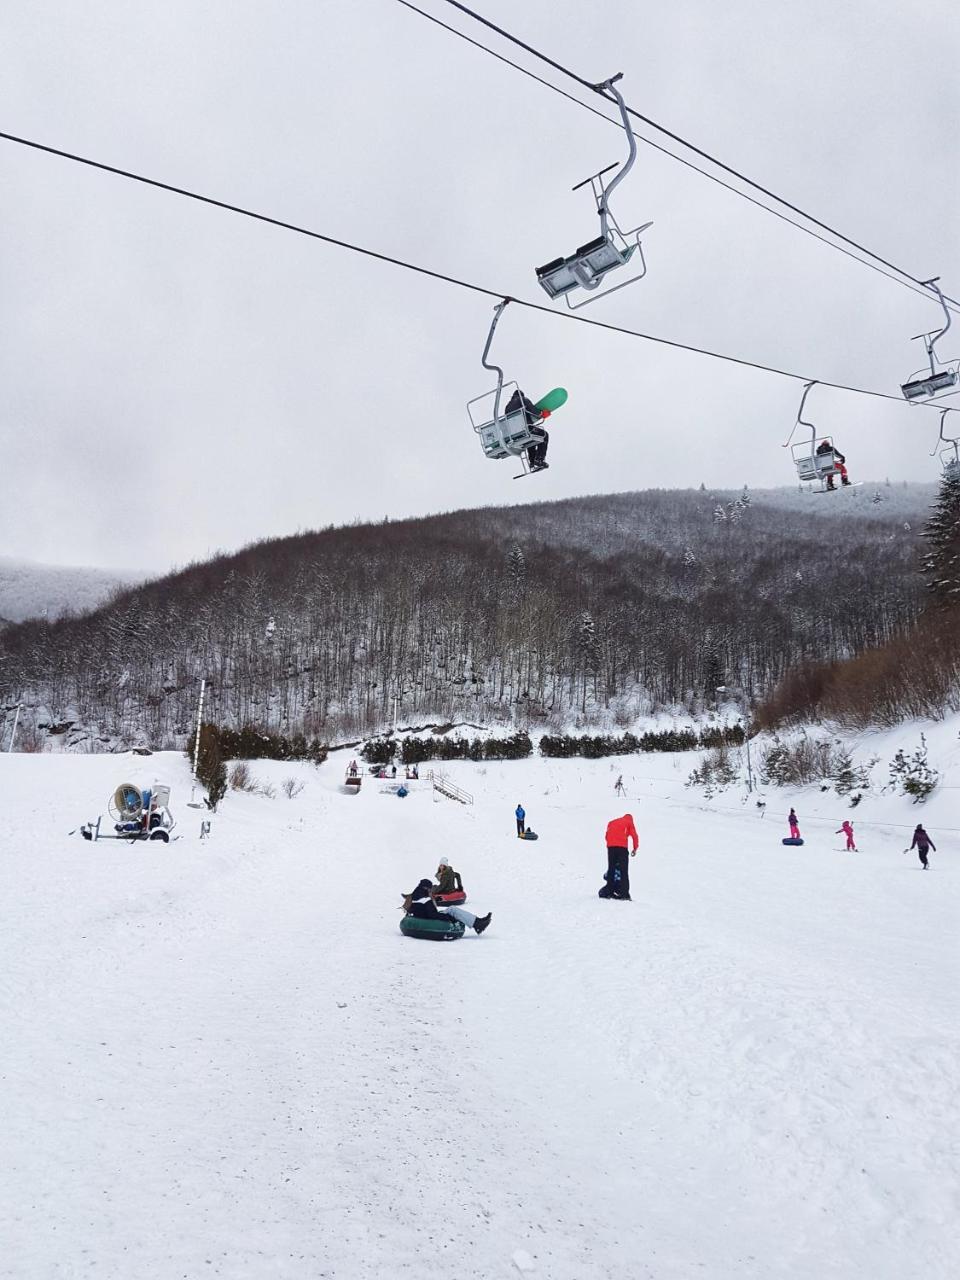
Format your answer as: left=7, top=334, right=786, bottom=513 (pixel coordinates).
left=2, top=727, right=958, bottom=1280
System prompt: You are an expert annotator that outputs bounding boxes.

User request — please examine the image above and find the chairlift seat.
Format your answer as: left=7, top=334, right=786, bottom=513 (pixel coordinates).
left=537, top=235, right=636, bottom=299
left=477, top=409, right=538, bottom=459
left=793, top=441, right=837, bottom=483
left=901, top=369, right=959, bottom=401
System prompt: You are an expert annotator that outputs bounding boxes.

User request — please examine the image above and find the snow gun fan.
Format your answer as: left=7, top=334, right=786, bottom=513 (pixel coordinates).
left=901, top=279, right=960, bottom=403
left=784, top=381, right=846, bottom=493
left=81, top=782, right=175, bottom=843
left=466, top=298, right=566, bottom=479
left=535, top=73, right=653, bottom=310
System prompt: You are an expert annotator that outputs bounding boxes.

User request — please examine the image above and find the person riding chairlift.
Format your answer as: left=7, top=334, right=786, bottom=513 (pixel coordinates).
left=816, top=438, right=851, bottom=489
left=505, top=388, right=550, bottom=472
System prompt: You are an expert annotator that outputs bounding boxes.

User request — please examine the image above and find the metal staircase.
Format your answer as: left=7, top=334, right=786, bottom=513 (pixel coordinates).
left=426, top=769, right=474, bottom=806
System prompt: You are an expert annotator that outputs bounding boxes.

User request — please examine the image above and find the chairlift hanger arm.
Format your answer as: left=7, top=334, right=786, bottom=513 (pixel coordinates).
left=481, top=297, right=512, bottom=425
left=783, top=380, right=818, bottom=447
left=591, top=74, right=637, bottom=241
left=930, top=407, right=959, bottom=456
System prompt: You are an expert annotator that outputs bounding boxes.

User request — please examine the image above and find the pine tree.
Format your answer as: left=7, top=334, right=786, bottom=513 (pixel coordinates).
left=507, top=544, right=527, bottom=605
left=921, top=469, right=960, bottom=607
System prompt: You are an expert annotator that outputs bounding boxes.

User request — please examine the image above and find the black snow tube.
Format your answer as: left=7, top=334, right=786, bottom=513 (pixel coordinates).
left=399, top=914, right=465, bottom=941
left=520, top=830, right=539, bottom=841
left=781, top=837, right=804, bottom=846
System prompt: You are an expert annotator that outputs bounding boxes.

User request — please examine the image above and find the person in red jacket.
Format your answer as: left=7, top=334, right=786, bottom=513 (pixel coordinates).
left=598, top=813, right=639, bottom=900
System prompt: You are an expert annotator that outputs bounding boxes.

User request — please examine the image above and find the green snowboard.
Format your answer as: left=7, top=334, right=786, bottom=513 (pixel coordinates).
left=534, top=387, right=568, bottom=414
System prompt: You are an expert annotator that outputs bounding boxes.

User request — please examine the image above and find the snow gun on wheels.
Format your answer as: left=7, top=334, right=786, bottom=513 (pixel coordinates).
left=535, top=73, right=653, bottom=309
left=466, top=298, right=567, bottom=479
left=80, top=782, right=175, bottom=843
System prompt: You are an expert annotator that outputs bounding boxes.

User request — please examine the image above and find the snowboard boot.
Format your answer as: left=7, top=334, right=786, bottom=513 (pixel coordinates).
left=474, top=913, right=492, bottom=935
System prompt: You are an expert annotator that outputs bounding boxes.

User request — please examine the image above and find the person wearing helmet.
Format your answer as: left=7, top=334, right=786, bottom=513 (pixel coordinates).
left=598, top=813, right=639, bottom=901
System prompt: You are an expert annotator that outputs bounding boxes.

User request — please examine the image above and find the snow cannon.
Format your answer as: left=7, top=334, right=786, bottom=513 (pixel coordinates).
left=399, top=915, right=465, bottom=941
left=81, top=781, right=175, bottom=843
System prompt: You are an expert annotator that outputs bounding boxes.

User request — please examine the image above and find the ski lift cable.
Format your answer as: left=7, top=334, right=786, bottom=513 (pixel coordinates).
left=0, top=127, right=943, bottom=411
left=395, top=0, right=930, bottom=309
left=406, top=0, right=960, bottom=316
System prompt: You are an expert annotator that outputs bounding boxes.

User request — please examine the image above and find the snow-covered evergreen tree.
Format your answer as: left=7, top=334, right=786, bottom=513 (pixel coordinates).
left=921, top=469, right=960, bottom=607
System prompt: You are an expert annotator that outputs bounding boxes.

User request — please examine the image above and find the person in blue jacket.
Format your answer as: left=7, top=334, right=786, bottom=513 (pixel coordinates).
left=515, top=804, right=526, bottom=837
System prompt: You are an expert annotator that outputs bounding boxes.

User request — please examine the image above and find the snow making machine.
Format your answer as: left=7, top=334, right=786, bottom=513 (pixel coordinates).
left=80, top=782, right=175, bottom=843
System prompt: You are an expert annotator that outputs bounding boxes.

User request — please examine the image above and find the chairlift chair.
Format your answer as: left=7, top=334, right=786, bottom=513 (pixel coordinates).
left=784, top=381, right=841, bottom=490
left=467, top=299, right=543, bottom=477
left=901, top=279, right=960, bottom=402
left=535, top=74, right=653, bottom=309
left=931, top=408, right=960, bottom=479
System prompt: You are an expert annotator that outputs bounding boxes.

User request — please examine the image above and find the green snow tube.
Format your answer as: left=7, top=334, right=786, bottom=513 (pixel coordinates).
left=399, top=914, right=465, bottom=941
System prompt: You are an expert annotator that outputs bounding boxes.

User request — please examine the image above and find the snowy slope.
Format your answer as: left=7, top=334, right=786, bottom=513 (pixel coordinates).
left=1, top=737, right=957, bottom=1280
left=0, top=556, right=144, bottom=626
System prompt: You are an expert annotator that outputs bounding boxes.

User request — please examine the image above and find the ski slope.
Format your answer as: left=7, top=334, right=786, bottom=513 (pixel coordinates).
left=1, top=740, right=958, bottom=1280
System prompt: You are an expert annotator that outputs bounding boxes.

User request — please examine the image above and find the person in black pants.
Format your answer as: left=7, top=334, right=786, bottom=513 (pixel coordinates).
left=906, top=824, right=936, bottom=869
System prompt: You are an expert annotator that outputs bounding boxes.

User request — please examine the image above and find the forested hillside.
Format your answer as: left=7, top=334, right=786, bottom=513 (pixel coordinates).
left=0, top=486, right=934, bottom=750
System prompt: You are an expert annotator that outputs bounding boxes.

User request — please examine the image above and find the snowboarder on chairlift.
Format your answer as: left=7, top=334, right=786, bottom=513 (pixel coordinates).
left=506, top=388, right=550, bottom=472
left=788, top=808, right=800, bottom=840
left=906, top=824, right=936, bottom=870
left=817, top=439, right=851, bottom=490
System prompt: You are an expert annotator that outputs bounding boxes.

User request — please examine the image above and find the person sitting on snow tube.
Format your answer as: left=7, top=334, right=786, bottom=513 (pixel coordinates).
left=404, top=880, right=490, bottom=934
left=435, top=858, right=463, bottom=895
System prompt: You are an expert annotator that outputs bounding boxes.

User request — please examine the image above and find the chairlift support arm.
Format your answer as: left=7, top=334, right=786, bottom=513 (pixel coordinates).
left=481, top=298, right=511, bottom=426
left=593, top=74, right=637, bottom=242
left=784, top=380, right=818, bottom=448
left=914, top=278, right=953, bottom=374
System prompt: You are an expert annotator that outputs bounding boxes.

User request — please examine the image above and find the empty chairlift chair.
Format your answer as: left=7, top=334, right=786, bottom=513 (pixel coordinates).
left=901, top=279, right=960, bottom=403
left=931, top=407, right=960, bottom=479
left=535, top=74, right=653, bottom=309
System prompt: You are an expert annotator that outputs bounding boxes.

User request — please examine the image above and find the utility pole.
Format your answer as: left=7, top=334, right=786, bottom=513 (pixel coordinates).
left=7, top=702, right=22, bottom=752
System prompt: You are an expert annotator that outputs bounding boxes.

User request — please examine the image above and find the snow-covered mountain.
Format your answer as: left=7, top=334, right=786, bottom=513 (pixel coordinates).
left=0, top=556, right=145, bottom=627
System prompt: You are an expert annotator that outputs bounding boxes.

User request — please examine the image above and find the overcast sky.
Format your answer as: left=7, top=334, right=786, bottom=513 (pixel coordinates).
left=1, top=0, right=957, bottom=571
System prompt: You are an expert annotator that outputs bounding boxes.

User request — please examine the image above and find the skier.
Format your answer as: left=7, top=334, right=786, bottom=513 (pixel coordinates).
left=435, top=858, right=464, bottom=894
left=505, top=388, right=549, bottom=472
left=614, top=775, right=626, bottom=797
left=906, top=824, right=936, bottom=870
left=403, top=880, right=491, bottom=934
left=788, top=808, right=801, bottom=841
left=515, top=803, right=526, bottom=838
left=836, top=819, right=857, bottom=851
left=598, top=813, right=639, bottom=901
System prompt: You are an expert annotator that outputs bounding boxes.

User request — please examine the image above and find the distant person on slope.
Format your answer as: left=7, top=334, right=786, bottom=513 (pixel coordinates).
left=836, top=819, right=857, bottom=851
left=435, top=858, right=464, bottom=895
left=515, top=804, right=526, bottom=838
left=402, top=880, right=491, bottom=934
left=598, top=813, right=639, bottom=901
left=906, top=824, right=936, bottom=870
left=788, top=808, right=801, bottom=841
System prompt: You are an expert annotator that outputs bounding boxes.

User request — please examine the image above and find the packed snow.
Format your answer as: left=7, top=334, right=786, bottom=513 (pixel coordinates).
left=2, top=725, right=958, bottom=1279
